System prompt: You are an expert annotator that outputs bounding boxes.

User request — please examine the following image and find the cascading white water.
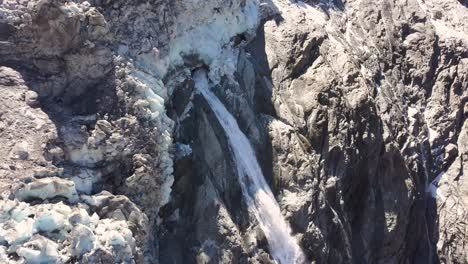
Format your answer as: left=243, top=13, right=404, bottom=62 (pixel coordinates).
left=193, top=70, right=306, bottom=264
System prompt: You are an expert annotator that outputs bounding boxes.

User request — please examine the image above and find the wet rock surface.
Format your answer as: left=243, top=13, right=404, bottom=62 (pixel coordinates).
left=1, top=0, right=467, bottom=263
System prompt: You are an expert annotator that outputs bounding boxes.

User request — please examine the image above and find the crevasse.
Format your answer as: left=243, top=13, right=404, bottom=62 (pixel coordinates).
left=193, top=69, right=306, bottom=264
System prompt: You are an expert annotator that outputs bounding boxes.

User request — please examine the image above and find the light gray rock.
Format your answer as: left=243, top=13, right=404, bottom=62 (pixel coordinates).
left=24, top=90, right=39, bottom=107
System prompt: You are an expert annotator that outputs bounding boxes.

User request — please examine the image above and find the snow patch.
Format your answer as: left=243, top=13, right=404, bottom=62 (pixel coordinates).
left=416, top=0, right=468, bottom=43
left=431, top=19, right=468, bottom=43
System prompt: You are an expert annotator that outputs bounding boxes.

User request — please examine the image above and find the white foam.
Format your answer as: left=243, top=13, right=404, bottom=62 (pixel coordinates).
left=194, top=70, right=305, bottom=264
left=426, top=171, right=446, bottom=199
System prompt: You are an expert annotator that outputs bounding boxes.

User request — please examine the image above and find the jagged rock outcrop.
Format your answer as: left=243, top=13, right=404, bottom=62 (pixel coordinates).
left=1, top=0, right=467, bottom=263
left=163, top=0, right=467, bottom=263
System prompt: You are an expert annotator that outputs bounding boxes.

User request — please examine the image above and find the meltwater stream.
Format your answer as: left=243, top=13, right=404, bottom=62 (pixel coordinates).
left=193, top=70, right=305, bottom=264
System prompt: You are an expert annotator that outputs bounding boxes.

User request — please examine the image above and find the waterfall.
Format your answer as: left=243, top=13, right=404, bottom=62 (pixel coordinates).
left=193, top=70, right=306, bottom=264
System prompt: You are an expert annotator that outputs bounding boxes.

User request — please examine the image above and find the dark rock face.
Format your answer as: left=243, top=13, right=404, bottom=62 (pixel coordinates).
left=245, top=1, right=467, bottom=263
left=1, top=0, right=467, bottom=263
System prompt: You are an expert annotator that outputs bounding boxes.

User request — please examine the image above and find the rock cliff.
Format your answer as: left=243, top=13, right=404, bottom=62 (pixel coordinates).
left=0, top=0, right=467, bottom=263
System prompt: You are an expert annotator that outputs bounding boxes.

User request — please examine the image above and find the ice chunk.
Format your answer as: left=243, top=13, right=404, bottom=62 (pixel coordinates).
left=136, top=0, right=259, bottom=79
left=0, top=200, right=34, bottom=222
left=94, top=219, right=135, bottom=251
left=71, top=169, right=101, bottom=194
left=15, top=177, right=79, bottom=203
left=69, top=145, right=105, bottom=167
left=0, top=245, right=14, bottom=264
left=0, top=192, right=141, bottom=262
left=16, top=235, right=62, bottom=264
left=68, top=208, right=92, bottom=226
left=70, top=224, right=96, bottom=256
left=34, top=212, right=66, bottom=233
left=1, top=218, right=34, bottom=246
left=107, top=231, right=126, bottom=246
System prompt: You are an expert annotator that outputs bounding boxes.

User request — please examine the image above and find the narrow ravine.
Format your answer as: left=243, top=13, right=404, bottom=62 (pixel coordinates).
left=193, top=69, right=306, bottom=264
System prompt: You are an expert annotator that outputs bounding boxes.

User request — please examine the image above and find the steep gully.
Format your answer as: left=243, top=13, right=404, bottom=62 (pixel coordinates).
left=193, top=69, right=306, bottom=264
